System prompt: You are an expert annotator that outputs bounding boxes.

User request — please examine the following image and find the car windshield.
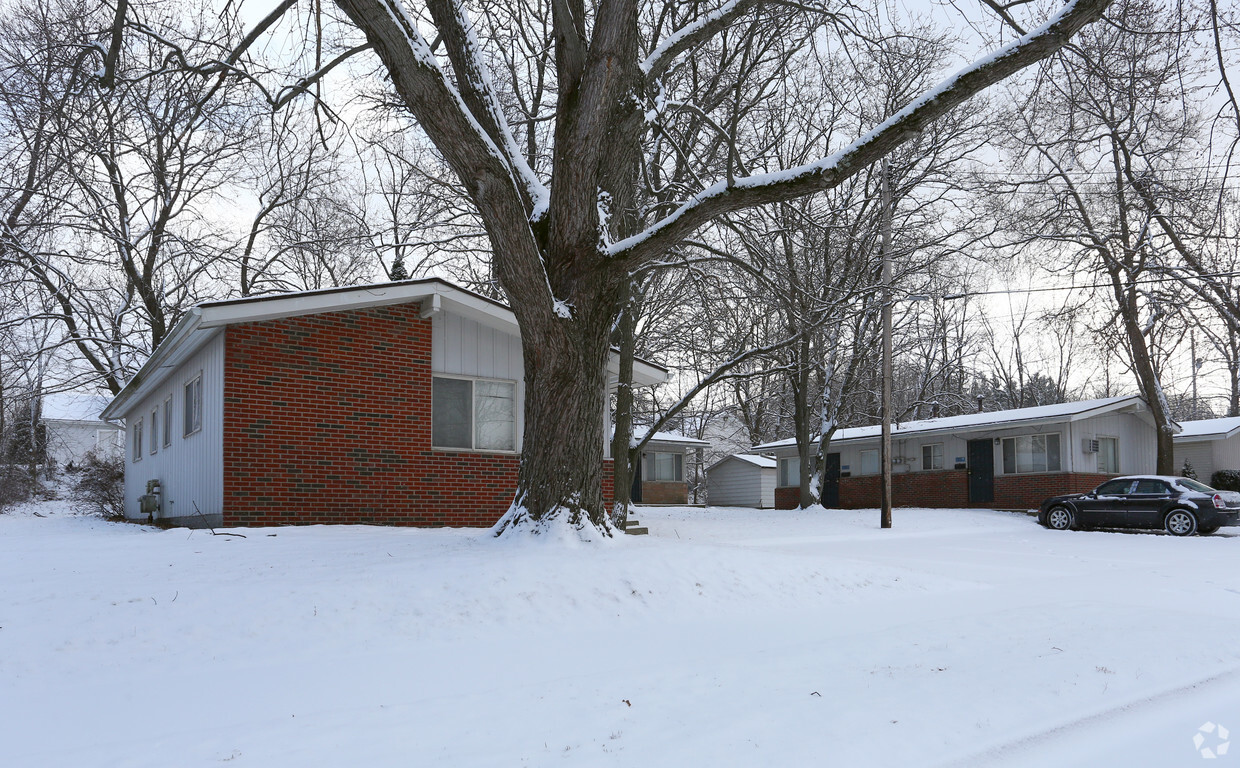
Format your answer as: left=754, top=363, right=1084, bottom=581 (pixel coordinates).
left=1174, top=478, right=1216, bottom=493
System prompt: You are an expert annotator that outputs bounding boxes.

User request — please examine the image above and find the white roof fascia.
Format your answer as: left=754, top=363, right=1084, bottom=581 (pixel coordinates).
left=105, top=278, right=671, bottom=417
left=751, top=396, right=1153, bottom=452
left=1174, top=421, right=1240, bottom=443
left=707, top=454, right=776, bottom=472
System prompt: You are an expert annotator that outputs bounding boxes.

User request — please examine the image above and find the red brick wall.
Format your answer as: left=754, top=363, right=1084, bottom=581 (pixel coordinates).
left=221, top=304, right=615, bottom=527
left=774, top=471, right=1117, bottom=511
left=641, top=480, right=688, bottom=505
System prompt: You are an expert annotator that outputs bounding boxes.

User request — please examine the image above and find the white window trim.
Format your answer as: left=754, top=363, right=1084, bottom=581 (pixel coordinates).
left=1000, top=432, right=1063, bottom=475
left=162, top=396, right=173, bottom=448
left=921, top=442, right=945, bottom=471
left=778, top=457, right=799, bottom=488
left=184, top=373, right=203, bottom=438
left=1097, top=435, right=1119, bottom=474
left=859, top=449, right=879, bottom=476
left=431, top=374, right=519, bottom=453
left=647, top=451, right=684, bottom=483
left=132, top=417, right=143, bottom=462
left=150, top=408, right=159, bottom=454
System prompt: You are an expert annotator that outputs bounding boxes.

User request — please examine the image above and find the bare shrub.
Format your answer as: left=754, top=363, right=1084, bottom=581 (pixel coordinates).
left=70, top=451, right=124, bottom=519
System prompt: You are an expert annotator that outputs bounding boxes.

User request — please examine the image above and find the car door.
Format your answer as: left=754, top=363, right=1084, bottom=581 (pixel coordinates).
left=1076, top=479, right=1135, bottom=528
left=1125, top=479, right=1173, bottom=528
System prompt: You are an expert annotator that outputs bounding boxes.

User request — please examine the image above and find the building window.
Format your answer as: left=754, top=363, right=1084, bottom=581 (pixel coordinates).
left=859, top=449, right=879, bottom=475
left=432, top=376, right=516, bottom=451
left=184, top=375, right=202, bottom=436
left=922, top=443, right=944, bottom=470
left=647, top=452, right=683, bottom=482
left=1001, top=433, right=1061, bottom=474
left=1098, top=436, right=1119, bottom=474
left=150, top=408, right=159, bottom=454
left=779, top=457, right=800, bottom=488
left=132, top=418, right=143, bottom=461
left=162, top=397, right=172, bottom=447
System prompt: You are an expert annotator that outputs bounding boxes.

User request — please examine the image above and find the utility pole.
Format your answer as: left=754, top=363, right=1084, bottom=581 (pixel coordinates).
left=1190, top=331, right=1199, bottom=420
left=880, top=158, right=893, bottom=530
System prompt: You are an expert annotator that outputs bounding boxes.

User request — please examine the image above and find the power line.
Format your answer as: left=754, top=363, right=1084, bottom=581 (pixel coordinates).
left=942, top=269, right=1240, bottom=300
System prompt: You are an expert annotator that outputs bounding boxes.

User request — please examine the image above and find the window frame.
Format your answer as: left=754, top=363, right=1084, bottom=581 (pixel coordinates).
left=162, top=396, right=173, bottom=448
left=778, top=457, right=800, bottom=488
left=431, top=374, right=518, bottom=453
left=150, top=407, right=159, bottom=455
left=859, top=449, right=879, bottom=476
left=1097, top=436, right=1119, bottom=474
left=132, top=417, right=143, bottom=462
left=647, top=451, right=684, bottom=483
left=921, top=443, right=945, bottom=471
left=183, top=374, right=203, bottom=437
left=1000, top=432, right=1062, bottom=474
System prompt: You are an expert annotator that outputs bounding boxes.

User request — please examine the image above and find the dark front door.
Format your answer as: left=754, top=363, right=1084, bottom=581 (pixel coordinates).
left=821, top=453, right=841, bottom=507
left=630, top=455, right=643, bottom=503
left=967, top=439, right=994, bottom=504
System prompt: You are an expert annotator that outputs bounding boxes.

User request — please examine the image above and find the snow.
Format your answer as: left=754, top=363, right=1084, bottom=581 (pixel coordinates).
left=5, top=496, right=1240, bottom=766
left=728, top=453, right=776, bottom=468
left=1176, top=416, right=1240, bottom=440
left=754, top=395, right=1142, bottom=450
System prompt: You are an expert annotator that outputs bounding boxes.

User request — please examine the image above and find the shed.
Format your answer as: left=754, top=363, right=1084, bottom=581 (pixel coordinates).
left=706, top=454, right=776, bottom=508
left=1174, top=416, right=1240, bottom=483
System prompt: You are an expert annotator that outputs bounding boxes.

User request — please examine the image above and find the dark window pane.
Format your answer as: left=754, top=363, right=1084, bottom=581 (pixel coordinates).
left=433, top=377, right=472, bottom=448
left=1046, top=433, right=1061, bottom=472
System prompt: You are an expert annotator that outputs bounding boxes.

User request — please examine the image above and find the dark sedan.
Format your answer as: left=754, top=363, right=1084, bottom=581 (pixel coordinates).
left=1039, top=475, right=1240, bottom=535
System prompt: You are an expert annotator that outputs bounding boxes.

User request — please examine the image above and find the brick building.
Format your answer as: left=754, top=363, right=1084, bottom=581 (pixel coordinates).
left=101, top=280, right=667, bottom=527
left=752, top=396, right=1165, bottom=511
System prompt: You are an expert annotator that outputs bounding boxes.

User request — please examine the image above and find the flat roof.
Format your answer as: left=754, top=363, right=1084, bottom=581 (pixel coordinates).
left=104, top=278, right=669, bottom=420
left=752, top=395, right=1156, bottom=451
left=1175, top=416, right=1240, bottom=442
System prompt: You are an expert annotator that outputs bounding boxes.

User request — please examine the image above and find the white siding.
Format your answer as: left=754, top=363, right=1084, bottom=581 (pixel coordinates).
left=1177, top=441, right=1215, bottom=480
left=122, top=332, right=225, bottom=525
left=1211, top=436, right=1240, bottom=477
left=1072, top=413, right=1157, bottom=475
left=432, top=310, right=526, bottom=451
left=707, top=458, right=775, bottom=507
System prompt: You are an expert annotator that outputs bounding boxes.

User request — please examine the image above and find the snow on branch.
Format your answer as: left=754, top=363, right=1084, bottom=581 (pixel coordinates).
left=612, top=0, right=1114, bottom=264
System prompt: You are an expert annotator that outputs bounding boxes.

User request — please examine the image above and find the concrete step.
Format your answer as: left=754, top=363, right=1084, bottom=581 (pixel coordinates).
left=623, top=525, right=649, bottom=535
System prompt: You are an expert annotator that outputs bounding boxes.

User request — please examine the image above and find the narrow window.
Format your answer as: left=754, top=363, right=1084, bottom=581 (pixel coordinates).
left=474, top=380, right=515, bottom=451
left=132, top=418, right=143, bottom=461
left=859, top=449, right=879, bottom=475
left=779, top=457, right=800, bottom=488
left=1098, top=437, right=1119, bottom=474
left=162, top=397, right=172, bottom=447
left=921, top=443, right=944, bottom=470
left=150, top=408, right=159, bottom=454
left=184, top=376, right=202, bottom=436
left=432, top=377, right=472, bottom=448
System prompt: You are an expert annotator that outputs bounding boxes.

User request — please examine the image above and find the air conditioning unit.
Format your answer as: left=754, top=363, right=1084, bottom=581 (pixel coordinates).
left=1082, top=439, right=1100, bottom=453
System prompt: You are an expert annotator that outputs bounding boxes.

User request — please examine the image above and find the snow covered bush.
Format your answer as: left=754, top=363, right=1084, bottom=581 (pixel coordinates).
left=71, top=452, right=124, bottom=520
left=1181, top=460, right=1198, bottom=480
left=1209, top=470, right=1240, bottom=492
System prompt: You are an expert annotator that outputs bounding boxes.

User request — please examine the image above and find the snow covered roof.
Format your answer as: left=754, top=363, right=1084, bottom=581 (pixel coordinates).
left=626, top=427, right=712, bottom=449
left=706, top=454, right=777, bottom=473
left=1174, top=416, right=1240, bottom=443
left=104, top=278, right=670, bottom=421
left=40, top=392, right=112, bottom=423
left=752, top=395, right=1155, bottom=452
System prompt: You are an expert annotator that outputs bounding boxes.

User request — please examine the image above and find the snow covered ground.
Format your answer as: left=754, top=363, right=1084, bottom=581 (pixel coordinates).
left=3, top=498, right=1240, bottom=767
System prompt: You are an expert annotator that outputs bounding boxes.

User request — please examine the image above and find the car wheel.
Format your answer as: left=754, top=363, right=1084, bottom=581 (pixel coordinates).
left=1045, top=505, right=1073, bottom=531
left=1165, top=509, right=1198, bottom=536
left=1198, top=524, right=1220, bottom=535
